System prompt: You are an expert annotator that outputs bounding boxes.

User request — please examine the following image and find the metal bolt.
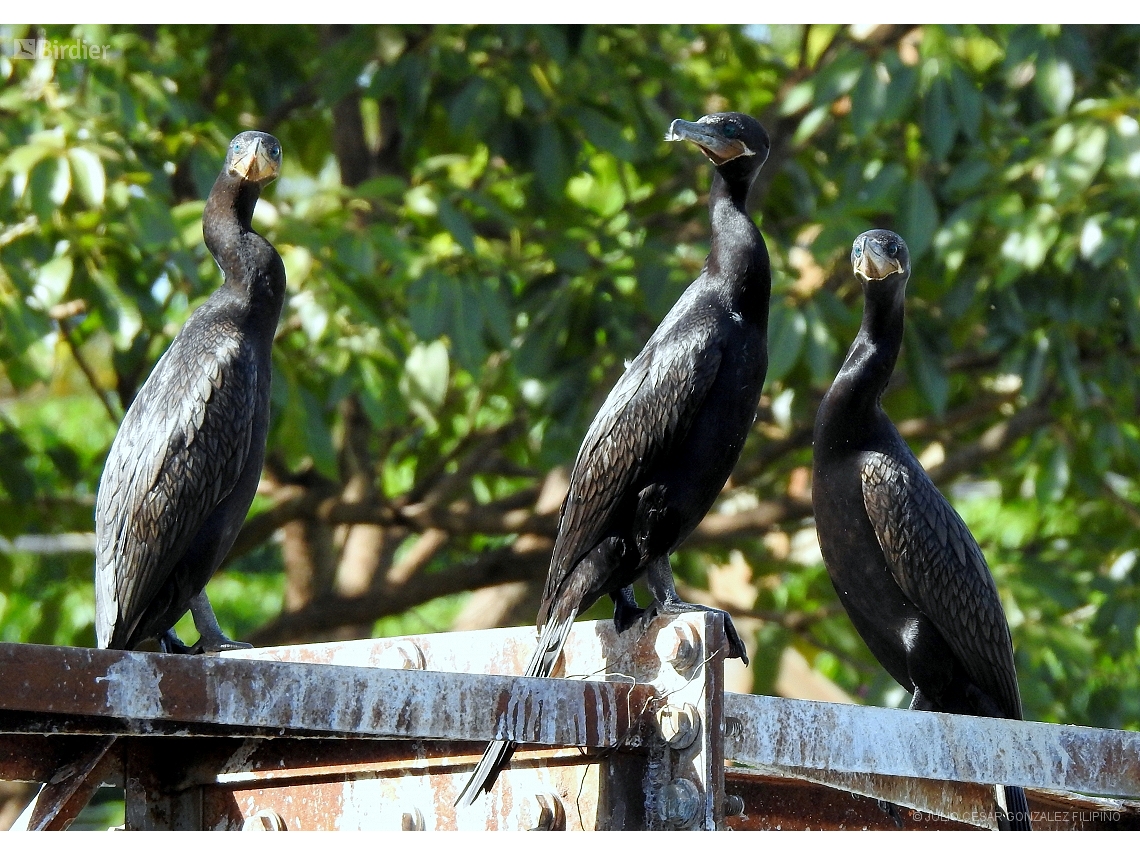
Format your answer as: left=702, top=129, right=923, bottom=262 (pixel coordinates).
left=655, top=621, right=702, bottom=673
left=656, top=702, right=700, bottom=750
left=659, top=778, right=702, bottom=829
left=242, top=809, right=287, bottom=831
left=401, top=807, right=425, bottom=830
left=724, top=794, right=745, bottom=817
left=380, top=640, right=425, bottom=670
left=522, top=792, right=566, bottom=830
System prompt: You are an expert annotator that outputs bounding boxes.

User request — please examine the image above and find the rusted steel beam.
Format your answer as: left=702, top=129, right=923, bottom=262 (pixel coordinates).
left=724, top=692, right=1140, bottom=798
left=731, top=763, right=1001, bottom=829
left=0, top=642, right=654, bottom=748
left=723, top=770, right=979, bottom=830
left=0, top=734, right=123, bottom=785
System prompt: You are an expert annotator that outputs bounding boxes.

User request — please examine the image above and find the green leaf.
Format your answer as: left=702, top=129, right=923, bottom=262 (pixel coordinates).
left=1036, top=442, right=1070, bottom=503
left=904, top=325, right=948, bottom=416
left=850, top=63, right=887, bottom=140
left=922, top=77, right=957, bottom=162
left=436, top=197, right=477, bottom=253
left=577, top=106, right=634, bottom=161
left=2, top=142, right=53, bottom=177
left=899, top=179, right=938, bottom=260
left=949, top=66, right=983, bottom=141
left=765, top=302, right=806, bottom=384
left=1036, top=57, right=1075, bottom=115
left=67, top=148, right=106, bottom=207
left=400, top=340, right=450, bottom=430
left=29, top=156, right=71, bottom=219
left=33, top=253, right=74, bottom=310
left=533, top=122, right=569, bottom=198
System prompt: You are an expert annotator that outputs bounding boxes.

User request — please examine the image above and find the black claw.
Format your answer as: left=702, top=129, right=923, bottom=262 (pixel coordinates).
left=613, top=600, right=649, bottom=635
left=721, top=615, right=749, bottom=665
left=641, top=599, right=749, bottom=664
left=194, top=635, right=253, bottom=654
left=159, top=630, right=194, bottom=655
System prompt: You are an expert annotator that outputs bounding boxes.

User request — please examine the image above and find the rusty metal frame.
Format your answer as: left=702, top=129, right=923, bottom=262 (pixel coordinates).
left=2, top=616, right=1139, bottom=831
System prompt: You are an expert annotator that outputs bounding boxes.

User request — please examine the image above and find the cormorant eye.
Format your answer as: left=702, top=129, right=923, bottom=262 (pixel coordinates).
left=270, top=145, right=280, bottom=158
left=723, top=122, right=739, bottom=139
left=232, top=142, right=242, bottom=153
left=852, top=244, right=862, bottom=258
left=886, top=242, right=899, bottom=258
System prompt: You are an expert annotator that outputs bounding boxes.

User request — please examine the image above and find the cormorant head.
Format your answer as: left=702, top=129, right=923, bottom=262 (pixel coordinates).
left=225, top=131, right=282, bottom=187
left=852, top=230, right=910, bottom=289
left=665, top=112, right=770, bottom=170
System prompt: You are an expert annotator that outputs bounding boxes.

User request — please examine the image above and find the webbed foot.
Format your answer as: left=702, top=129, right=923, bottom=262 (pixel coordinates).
left=188, top=590, right=251, bottom=654
left=192, top=634, right=253, bottom=654
left=646, top=598, right=749, bottom=664
left=611, top=586, right=648, bottom=634
left=158, top=629, right=194, bottom=655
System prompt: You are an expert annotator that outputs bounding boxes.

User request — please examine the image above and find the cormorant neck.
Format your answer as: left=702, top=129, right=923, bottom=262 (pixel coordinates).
left=827, top=279, right=907, bottom=425
left=202, top=173, right=286, bottom=328
left=705, top=167, right=769, bottom=319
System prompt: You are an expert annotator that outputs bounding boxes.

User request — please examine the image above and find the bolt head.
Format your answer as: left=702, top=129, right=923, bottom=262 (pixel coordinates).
left=659, top=778, right=703, bottom=829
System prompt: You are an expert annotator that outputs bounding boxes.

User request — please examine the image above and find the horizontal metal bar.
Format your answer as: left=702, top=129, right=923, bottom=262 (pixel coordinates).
left=724, top=693, right=1140, bottom=797
left=0, top=643, right=653, bottom=748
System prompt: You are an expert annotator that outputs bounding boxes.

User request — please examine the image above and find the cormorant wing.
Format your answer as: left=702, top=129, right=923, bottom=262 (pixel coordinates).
left=95, top=323, right=257, bottom=647
left=541, top=302, right=726, bottom=610
left=860, top=449, right=1022, bottom=718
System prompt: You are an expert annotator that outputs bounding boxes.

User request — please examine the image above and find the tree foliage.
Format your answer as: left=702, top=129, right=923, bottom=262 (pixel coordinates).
left=2, top=24, right=1139, bottom=733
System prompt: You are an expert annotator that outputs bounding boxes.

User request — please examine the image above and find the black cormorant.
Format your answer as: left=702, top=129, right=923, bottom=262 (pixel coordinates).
left=812, top=229, right=1031, bottom=830
left=94, top=130, right=286, bottom=653
left=456, top=111, right=772, bottom=807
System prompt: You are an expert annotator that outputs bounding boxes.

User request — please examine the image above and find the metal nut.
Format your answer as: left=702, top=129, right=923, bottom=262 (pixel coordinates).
left=242, top=809, right=287, bottom=831
left=656, top=702, right=700, bottom=750
left=659, top=778, right=702, bottom=829
left=655, top=621, right=702, bottom=673
left=401, top=807, right=425, bottom=830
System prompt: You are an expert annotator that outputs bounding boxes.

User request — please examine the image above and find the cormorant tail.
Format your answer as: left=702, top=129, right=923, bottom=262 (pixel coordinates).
left=1000, top=784, right=1032, bottom=831
left=454, top=611, right=576, bottom=807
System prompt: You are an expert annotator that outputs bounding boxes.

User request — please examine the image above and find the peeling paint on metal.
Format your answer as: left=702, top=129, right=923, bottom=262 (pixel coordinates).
left=724, top=692, right=1140, bottom=798
left=102, top=655, right=163, bottom=719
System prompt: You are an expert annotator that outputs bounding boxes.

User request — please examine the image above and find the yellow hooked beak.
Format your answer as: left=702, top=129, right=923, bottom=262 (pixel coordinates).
left=853, top=236, right=905, bottom=282
left=230, top=137, right=280, bottom=184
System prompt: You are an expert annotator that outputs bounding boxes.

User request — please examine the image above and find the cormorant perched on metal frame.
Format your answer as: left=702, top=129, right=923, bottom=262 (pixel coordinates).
left=95, top=131, right=286, bottom=654
left=456, top=111, right=773, bottom=807
left=812, top=229, right=1031, bottom=830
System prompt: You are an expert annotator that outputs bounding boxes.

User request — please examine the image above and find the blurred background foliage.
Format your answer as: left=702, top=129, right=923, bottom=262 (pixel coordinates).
left=2, top=25, right=1139, bottom=766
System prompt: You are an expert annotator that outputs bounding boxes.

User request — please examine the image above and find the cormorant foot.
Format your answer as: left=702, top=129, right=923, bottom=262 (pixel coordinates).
left=642, top=600, right=749, bottom=664
left=192, top=634, right=253, bottom=654
left=612, top=586, right=648, bottom=634
left=158, top=630, right=194, bottom=655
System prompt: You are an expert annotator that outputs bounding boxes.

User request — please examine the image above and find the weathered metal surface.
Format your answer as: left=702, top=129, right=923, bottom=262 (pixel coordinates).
left=0, top=734, right=123, bottom=785
left=119, top=735, right=623, bottom=830
left=1022, top=789, right=1140, bottom=831
left=0, top=642, right=653, bottom=748
left=224, top=617, right=694, bottom=688
left=724, top=692, right=1140, bottom=798
left=12, top=736, right=119, bottom=831
left=7, top=615, right=1140, bottom=832
left=723, top=770, right=979, bottom=830
left=732, top=763, right=1000, bottom=829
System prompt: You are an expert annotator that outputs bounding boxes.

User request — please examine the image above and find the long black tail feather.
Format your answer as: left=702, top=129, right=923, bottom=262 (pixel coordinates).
left=1000, top=784, right=1032, bottom=831
left=454, top=613, right=576, bottom=807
